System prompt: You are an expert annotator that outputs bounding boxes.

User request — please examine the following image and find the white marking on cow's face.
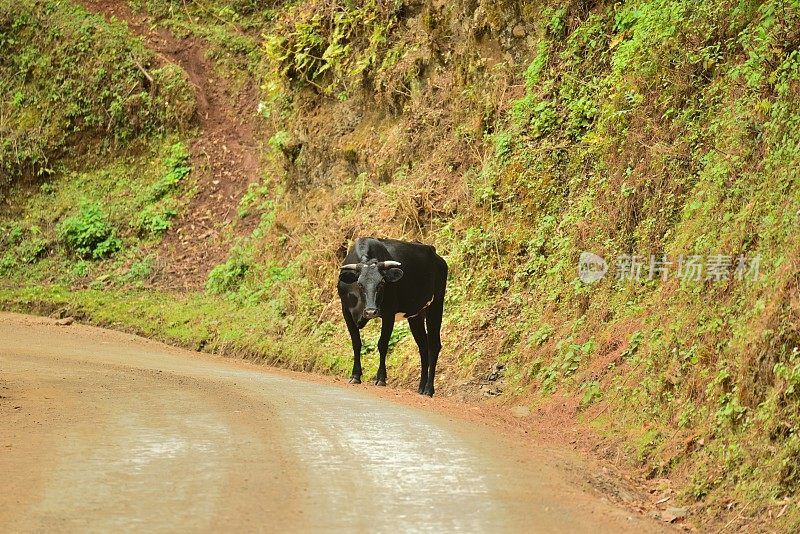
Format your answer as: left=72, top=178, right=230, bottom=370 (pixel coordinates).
left=395, top=313, right=407, bottom=321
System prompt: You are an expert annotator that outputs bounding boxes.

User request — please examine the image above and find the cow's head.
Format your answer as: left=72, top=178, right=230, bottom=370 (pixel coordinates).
left=338, top=260, right=404, bottom=327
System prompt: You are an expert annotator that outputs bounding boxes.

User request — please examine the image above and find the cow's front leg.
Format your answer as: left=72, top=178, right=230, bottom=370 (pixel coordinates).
left=343, top=305, right=362, bottom=384
left=375, top=314, right=395, bottom=386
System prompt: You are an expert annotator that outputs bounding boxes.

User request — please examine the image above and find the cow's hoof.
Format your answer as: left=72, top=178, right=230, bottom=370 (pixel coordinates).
left=417, top=387, right=425, bottom=395
left=375, top=379, right=386, bottom=386
left=348, top=376, right=361, bottom=384
left=422, top=388, right=434, bottom=397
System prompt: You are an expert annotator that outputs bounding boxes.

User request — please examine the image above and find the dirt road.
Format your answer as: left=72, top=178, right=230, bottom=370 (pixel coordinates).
left=0, top=313, right=668, bottom=532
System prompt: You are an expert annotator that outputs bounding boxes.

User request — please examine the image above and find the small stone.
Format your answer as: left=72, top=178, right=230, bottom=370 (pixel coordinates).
left=617, top=489, right=636, bottom=503
left=510, top=405, right=531, bottom=418
left=661, top=507, right=687, bottom=522
left=55, top=317, right=74, bottom=326
left=512, top=24, right=526, bottom=38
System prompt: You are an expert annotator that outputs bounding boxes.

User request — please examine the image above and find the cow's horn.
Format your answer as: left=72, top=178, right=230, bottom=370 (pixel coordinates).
left=340, top=263, right=362, bottom=271
left=379, top=261, right=402, bottom=268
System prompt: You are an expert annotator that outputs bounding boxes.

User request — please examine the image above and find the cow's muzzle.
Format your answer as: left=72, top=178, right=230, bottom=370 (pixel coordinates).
left=362, top=308, right=379, bottom=320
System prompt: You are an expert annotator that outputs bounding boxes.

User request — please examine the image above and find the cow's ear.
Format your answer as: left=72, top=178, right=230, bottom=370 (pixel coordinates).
left=339, top=271, right=358, bottom=284
left=383, top=267, right=403, bottom=282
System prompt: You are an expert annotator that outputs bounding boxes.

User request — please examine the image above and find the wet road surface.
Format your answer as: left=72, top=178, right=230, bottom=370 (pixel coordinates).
left=0, top=313, right=668, bottom=532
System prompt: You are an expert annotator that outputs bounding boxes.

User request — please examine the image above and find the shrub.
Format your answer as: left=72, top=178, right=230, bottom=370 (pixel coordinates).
left=135, top=207, right=177, bottom=237
left=530, top=101, right=560, bottom=138
left=0, top=253, right=16, bottom=274
left=8, top=224, right=23, bottom=245
left=17, top=237, right=47, bottom=263
left=147, top=142, right=191, bottom=202
left=206, top=258, right=249, bottom=294
left=57, top=203, right=121, bottom=259
left=116, top=255, right=155, bottom=285
left=565, top=96, right=598, bottom=139
left=493, top=131, right=514, bottom=160
left=264, top=0, right=403, bottom=96
left=72, top=260, right=90, bottom=277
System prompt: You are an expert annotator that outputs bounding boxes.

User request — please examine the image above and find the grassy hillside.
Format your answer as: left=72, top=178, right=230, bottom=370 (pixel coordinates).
left=2, top=0, right=799, bottom=528
left=0, top=0, right=193, bottom=183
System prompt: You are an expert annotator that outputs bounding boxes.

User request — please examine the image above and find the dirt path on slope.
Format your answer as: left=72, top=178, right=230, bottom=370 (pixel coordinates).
left=78, top=0, right=261, bottom=288
left=0, top=312, right=674, bottom=532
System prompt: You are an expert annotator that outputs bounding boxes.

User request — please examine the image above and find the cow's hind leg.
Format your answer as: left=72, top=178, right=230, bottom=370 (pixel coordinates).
left=423, top=296, right=444, bottom=397
left=343, top=304, right=362, bottom=384
left=375, top=315, right=395, bottom=386
left=407, top=314, right=429, bottom=394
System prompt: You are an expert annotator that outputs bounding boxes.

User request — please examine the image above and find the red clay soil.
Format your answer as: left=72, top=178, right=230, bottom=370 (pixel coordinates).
left=78, top=0, right=262, bottom=289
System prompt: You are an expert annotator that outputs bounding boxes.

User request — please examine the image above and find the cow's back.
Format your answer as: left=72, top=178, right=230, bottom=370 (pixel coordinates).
left=347, top=238, right=447, bottom=313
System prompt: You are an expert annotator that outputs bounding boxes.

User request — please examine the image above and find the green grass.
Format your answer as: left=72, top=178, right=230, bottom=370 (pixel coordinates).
left=0, top=284, right=397, bottom=380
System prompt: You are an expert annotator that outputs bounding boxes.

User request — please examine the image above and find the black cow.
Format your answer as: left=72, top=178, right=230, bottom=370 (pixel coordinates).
left=337, top=238, right=448, bottom=396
